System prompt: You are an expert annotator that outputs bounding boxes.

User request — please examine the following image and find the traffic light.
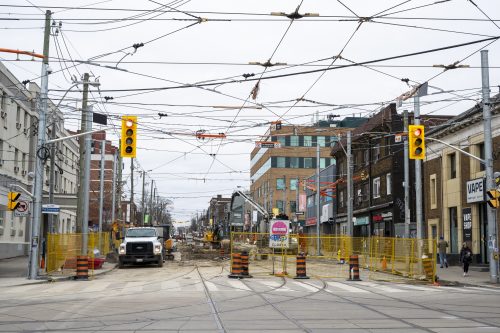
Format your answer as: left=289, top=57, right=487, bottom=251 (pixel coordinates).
left=8, top=192, right=20, bottom=211
left=408, top=124, right=426, bottom=160
left=121, top=116, right=137, bottom=158
left=487, top=189, right=500, bottom=209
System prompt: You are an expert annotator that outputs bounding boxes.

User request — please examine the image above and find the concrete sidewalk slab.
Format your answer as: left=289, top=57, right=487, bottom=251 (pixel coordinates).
left=0, top=255, right=117, bottom=288
left=436, top=264, right=500, bottom=287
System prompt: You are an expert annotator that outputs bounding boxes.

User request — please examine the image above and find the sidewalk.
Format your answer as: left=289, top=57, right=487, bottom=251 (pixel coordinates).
left=436, top=264, right=500, bottom=288
left=0, top=255, right=116, bottom=288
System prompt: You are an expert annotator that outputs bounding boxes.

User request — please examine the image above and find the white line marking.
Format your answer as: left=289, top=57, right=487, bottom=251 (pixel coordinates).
left=327, top=281, right=369, bottom=293
left=227, top=279, right=251, bottom=291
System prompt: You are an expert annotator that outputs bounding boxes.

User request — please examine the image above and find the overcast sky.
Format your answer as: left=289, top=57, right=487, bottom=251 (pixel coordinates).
left=2, top=0, right=500, bottom=221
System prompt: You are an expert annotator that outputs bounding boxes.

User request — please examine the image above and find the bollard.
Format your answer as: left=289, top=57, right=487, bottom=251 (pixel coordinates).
left=76, top=256, right=89, bottom=280
left=240, top=251, right=252, bottom=278
left=220, top=247, right=225, bottom=259
left=348, top=255, right=361, bottom=281
left=228, top=253, right=242, bottom=278
left=294, top=253, right=309, bottom=279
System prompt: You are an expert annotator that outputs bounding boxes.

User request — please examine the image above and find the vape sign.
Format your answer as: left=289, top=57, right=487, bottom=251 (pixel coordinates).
left=269, top=219, right=289, bottom=248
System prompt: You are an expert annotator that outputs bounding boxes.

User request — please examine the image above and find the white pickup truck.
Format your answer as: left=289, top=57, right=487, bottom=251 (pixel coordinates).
left=118, top=227, right=164, bottom=268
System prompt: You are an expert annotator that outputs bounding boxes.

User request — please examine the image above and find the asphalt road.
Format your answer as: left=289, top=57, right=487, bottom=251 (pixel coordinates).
left=1, top=260, right=500, bottom=333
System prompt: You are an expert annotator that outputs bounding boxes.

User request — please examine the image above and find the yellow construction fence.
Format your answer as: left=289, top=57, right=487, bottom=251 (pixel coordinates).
left=230, top=232, right=437, bottom=283
left=46, top=232, right=112, bottom=275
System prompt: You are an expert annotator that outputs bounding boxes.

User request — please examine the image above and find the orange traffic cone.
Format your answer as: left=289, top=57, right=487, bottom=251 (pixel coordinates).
left=381, top=256, right=387, bottom=270
left=40, top=257, right=45, bottom=269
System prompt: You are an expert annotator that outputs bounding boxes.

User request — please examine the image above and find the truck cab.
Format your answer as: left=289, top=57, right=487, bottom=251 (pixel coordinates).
left=118, top=227, right=163, bottom=268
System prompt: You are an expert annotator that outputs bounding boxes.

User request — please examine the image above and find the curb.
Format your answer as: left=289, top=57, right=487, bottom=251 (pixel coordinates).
left=437, top=278, right=500, bottom=289
left=2, top=263, right=118, bottom=287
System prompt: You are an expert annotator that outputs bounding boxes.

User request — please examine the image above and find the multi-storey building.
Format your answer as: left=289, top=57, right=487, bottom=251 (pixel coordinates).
left=0, top=62, right=38, bottom=258
left=425, top=94, right=500, bottom=264
left=305, top=163, right=336, bottom=235
left=332, top=104, right=451, bottom=237
left=250, top=122, right=349, bottom=231
left=89, top=132, right=118, bottom=230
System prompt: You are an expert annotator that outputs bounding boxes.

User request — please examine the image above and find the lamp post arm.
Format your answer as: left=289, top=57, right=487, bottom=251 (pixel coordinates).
left=45, top=128, right=109, bottom=144
left=426, top=137, right=486, bottom=164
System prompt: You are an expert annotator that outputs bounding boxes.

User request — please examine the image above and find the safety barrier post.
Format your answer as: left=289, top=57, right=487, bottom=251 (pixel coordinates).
left=240, top=251, right=252, bottom=278
left=348, top=254, right=361, bottom=281
left=228, top=252, right=242, bottom=278
left=220, top=247, right=225, bottom=259
left=294, top=253, right=309, bottom=279
left=391, top=237, right=396, bottom=274
left=76, top=255, right=89, bottom=280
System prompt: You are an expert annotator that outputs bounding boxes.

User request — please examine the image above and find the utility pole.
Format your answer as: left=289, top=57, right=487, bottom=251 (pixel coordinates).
left=29, top=10, right=51, bottom=280
left=149, top=180, right=154, bottom=225
left=346, top=131, right=353, bottom=237
left=141, top=170, right=146, bottom=226
left=316, top=141, right=321, bottom=255
left=414, top=96, right=423, bottom=241
left=48, top=117, right=57, bottom=233
left=76, top=74, right=89, bottom=234
left=117, top=143, right=124, bottom=235
left=481, top=50, right=498, bottom=283
left=111, top=150, right=117, bottom=224
left=98, top=140, right=105, bottom=234
left=130, top=158, right=134, bottom=226
left=403, top=110, right=411, bottom=238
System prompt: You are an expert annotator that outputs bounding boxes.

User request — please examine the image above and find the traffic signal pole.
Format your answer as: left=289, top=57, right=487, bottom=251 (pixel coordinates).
left=481, top=50, right=498, bottom=283
left=29, top=10, right=51, bottom=280
left=413, top=97, right=424, bottom=242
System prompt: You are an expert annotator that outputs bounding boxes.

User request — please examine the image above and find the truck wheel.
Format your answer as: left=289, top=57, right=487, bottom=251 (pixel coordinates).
left=118, top=258, right=124, bottom=269
left=158, top=257, right=163, bottom=267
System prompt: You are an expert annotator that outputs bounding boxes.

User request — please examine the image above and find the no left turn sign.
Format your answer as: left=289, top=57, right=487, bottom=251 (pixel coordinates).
left=14, top=201, right=30, bottom=217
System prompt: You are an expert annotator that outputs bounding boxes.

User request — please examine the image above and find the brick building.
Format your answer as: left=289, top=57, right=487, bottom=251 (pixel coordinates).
left=250, top=122, right=349, bottom=231
left=88, top=132, right=118, bottom=230
left=332, top=104, right=451, bottom=237
left=425, top=94, right=500, bottom=264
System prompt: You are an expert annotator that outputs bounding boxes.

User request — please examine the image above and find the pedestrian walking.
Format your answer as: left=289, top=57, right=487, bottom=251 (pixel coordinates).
left=460, top=242, right=473, bottom=277
left=437, top=236, right=449, bottom=268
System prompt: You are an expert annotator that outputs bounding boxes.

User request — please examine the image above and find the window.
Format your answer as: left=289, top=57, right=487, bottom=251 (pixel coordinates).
left=22, top=153, right=26, bottom=171
left=277, top=136, right=286, bottom=147
left=277, top=157, right=286, bottom=168
left=373, top=144, right=380, bottom=162
left=373, top=177, right=381, bottom=198
left=386, top=173, right=391, bottom=195
left=290, top=201, right=297, bottom=213
left=320, top=158, right=326, bottom=169
left=276, top=178, right=285, bottom=190
left=317, top=136, right=326, bottom=147
left=338, top=160, right=344, bottom=177
left=276, top=200, right=284, bottom=212
left=478, top=143, right=485, bottom=172
left=449, top=153, right=456, bottom=179
left=430, top=174, right=437, bottom=209
left=0, top=139, right=3, bottom=163
left=24, top=110, right=29, bottom=129
left=307, top=195, right=315, bottom=207
left=16, top=105, right=21, bottom=123
left=290, top=178, right=298, bottom=191
left=14, top=149, right=19, bottom=168
left=364, top=150, right=370, bottom=166
left=304, top=136, right=312, bottom=147
left=290, top=136, right=299, bottom=147
left=339, top=190, right=344, bottom=208
left=449, top=207, right=458, bottom=253
left=290, top=157, right=299, bottom=168
left=304, top=158, right=313, bottom=168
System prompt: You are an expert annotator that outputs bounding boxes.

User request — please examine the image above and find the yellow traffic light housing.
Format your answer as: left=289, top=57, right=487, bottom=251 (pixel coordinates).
left=121, top=116, right=137, bottom=158
left=408, top=124, right=426, bottom=160
left=8, top=192, right=21, bottom=211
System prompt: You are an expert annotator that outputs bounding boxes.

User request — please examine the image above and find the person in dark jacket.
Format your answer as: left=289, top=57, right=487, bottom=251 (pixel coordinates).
left=460, top=243, right=473, bottom=277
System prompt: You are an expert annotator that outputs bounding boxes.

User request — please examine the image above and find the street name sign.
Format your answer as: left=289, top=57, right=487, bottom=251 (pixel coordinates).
left=42, top=204, right=60, bottom=215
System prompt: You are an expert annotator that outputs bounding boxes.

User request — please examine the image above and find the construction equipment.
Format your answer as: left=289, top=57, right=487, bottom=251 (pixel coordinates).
left=156, top=224, right=175, bottom=260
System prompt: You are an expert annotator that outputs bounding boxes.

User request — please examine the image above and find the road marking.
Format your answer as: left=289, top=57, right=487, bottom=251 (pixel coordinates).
left=359, top=281, right=405, bottom=293
left=257, top=280, right=282, bottom=289
left=205, top=281, right=219, bottom=292
left=465, top=286, right=500, bottom=293
left=398, top=284, right=442, bottom=292
left=81, top=282, right=111, bottom=292
left=227, top=279, right=251, bottom=291
left=161, top=280, right=182, bottom=291
left=327, top=281, right=369, bottom=293
left=290, top=281, right=319, bottom=292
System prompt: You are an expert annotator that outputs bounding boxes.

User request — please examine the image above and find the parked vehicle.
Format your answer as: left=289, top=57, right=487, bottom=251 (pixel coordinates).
left=118, top=227, right=163, bottom=268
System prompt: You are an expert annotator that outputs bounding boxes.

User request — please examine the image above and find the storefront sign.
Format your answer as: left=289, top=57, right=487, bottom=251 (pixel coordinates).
left=354, top=216, right=369, bottom=226
left=466, top=178, right=485, bottom=203
left=306, top=217, right=317, bottom=226
left=381, top=212, right=393, bottom=221
left=462, top=207, right=472, bottom=242
left=335, top=216, right=347, bottom=223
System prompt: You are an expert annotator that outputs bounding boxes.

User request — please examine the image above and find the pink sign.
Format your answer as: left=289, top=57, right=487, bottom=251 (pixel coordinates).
left=271, top=220, right=288, bottom=235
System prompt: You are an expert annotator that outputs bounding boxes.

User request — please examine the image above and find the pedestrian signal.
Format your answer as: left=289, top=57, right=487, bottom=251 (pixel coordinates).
left=408, top=125, right=425, bottom=160
left=121, top=116, right=137, bottom=158
left=8, top=192, right=21, bottom=211
left=487, top=189, right=500, bottom=209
